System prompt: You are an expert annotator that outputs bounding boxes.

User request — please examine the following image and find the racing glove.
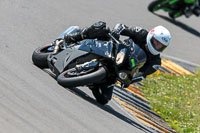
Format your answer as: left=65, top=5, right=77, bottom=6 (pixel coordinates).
left=111, top=24, right=126, bottom=39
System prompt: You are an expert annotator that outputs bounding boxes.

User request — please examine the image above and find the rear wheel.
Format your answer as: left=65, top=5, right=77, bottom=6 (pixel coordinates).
left=57, top=67, right=107, bottom=88
left=32, top=44, right=54, bottom=68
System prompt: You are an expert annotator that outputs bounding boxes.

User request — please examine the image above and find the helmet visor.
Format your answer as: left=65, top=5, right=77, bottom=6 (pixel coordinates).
left=150, top=37, right=167, bottom=52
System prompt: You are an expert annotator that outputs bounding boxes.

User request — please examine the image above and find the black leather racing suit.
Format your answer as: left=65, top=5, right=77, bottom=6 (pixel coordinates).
left=112, top=24, right=161, bottom=79
left=63, top=22, right=161, bottom=81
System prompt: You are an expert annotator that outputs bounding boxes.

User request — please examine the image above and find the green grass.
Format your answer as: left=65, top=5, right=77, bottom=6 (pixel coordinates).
left=140, top=70, right=200, bottom=133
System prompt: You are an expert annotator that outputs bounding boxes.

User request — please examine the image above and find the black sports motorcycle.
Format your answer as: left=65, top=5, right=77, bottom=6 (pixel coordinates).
left=32, top=26, right=147, bottom=105
left=148, top=0, right=200, bottom=18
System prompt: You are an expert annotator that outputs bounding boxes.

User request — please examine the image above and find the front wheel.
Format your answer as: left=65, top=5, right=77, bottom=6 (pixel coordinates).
left=148, top=0, right=165, bottom=12
left=32, top=44, right=54, bottom=69
left=57, top=67, right=107, bottom=88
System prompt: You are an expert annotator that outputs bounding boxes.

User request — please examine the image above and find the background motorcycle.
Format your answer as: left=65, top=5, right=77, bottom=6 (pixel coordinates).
left=32, top=26, right=147, bottom=105
left=148, top=0, right=199, bottom=18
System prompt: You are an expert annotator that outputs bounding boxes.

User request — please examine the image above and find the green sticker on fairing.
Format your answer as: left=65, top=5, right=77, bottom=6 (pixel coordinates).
left=131, top=59, right=135, bottom=67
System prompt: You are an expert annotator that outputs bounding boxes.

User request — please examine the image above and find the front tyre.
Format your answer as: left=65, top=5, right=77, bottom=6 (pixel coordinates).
left=57, top=67, right=107, bottom=88
left=32, top=44, right=54, bottom=69
left=148, top=0, right=164, bottom=12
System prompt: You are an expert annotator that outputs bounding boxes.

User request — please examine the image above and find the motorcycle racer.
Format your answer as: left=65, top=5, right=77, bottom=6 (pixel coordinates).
left=55, top=21, right=171, bottom=84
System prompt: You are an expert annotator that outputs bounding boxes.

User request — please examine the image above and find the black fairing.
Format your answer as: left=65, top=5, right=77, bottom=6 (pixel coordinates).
left=78, top=40, right=113, bottom=59
left=47, top=40, right=114, bottom=76
left=127, top=39, right=147, bottom=70
left=47, top=38, right=146, bottom=79
left=47, top=45, right=88, bottom=76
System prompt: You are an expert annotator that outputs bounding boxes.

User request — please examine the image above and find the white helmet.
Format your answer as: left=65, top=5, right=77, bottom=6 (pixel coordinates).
left=146, top=25, right=171, bottom=55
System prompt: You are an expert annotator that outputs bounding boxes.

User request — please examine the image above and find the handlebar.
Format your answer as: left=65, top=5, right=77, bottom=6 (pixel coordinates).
left=107, top=33, right=121, bottom=44
left=107, top=32, right=121, bottom=59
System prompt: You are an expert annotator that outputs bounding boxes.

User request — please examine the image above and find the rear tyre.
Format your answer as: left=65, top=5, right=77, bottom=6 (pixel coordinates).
left=91, top=85, right=113, bottom=105
left=57, top=67, right=107, bottom=87
left=32, top=44, right=54, bottom=69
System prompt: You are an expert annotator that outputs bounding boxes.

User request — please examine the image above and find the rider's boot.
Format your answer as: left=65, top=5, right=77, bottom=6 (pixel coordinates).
left=64, top=32, right=83, bottom=44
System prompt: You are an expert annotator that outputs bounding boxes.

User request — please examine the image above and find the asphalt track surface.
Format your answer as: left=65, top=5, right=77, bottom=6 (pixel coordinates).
left=0, top=0, right=199, bottom=133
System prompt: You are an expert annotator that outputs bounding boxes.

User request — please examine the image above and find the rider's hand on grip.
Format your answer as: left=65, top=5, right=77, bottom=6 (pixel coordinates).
left=111, top=24, right=126, bottom=40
